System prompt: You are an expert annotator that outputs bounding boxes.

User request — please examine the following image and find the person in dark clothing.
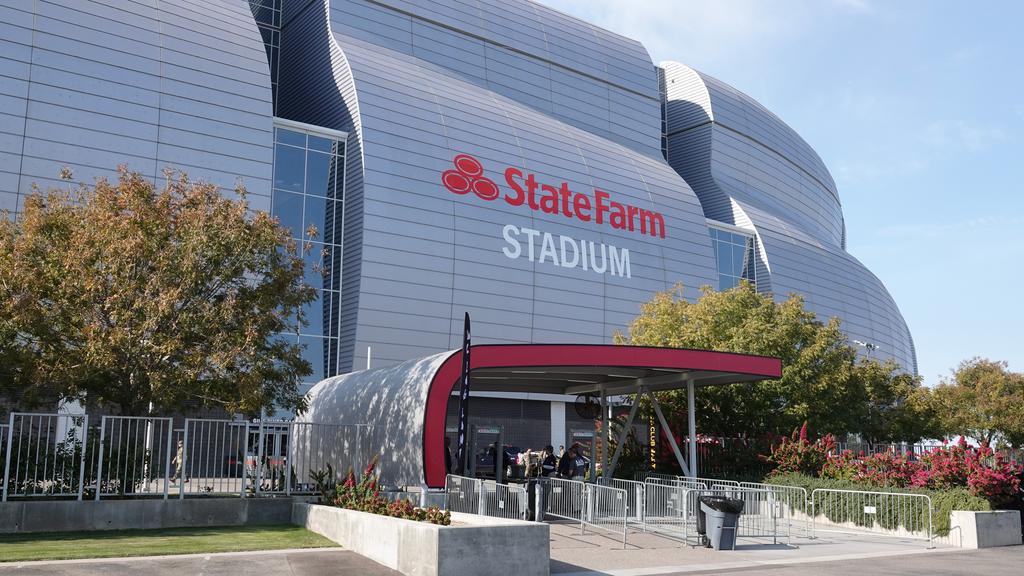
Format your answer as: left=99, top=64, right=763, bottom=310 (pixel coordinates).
left=444, top=436, right=453, bottom=474
left=557, top=447, right=574, bottom=478
left=541, top=445, right=557, bottom=477
left=569, top=446, right=589, bottom=480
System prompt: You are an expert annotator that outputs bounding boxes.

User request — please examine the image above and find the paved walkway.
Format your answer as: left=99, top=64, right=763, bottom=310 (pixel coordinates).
left=0, top=548, right=400, bottom=576
left=549, top=521, right=969, bottom=575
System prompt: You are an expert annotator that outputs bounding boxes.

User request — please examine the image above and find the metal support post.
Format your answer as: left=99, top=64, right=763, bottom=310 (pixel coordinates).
left=607, top=394, right=641, bottom=480
left=179, top=421, right=190, bottom=500
left=2, top=413, right=13, bottom=502
left=285, top=422, right=293, bottom=496
left=687, top=379, right=697, bottom=478
left=163, top=421, right=173, bottom=500
left=94, top=417, right=107, bottom=501
left=76, top=415, right=89, bottom=501
left=645, top=388, right=690, bottom=477
left=240, top=422, right=250, bottom=498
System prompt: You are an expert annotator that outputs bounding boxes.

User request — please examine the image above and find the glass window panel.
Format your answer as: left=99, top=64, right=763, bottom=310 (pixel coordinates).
left=719, top=274, right=736, bottom=291
left=300, top=290, right=325, bottom=337
left=328, top=291, right=341, bottom=338
left=709, top=228, right=718, bottom=240
left=731, top=242, right=746, bottom=277
left=716, top=241, right=732, bottom=276
left=271, top=190, right=303, bottom=238
left=273, top=144, right=305, bottom=192
left=303, top=241, right=327, bottom=289
left=334, top=156, right=345, bottom=198
left=307, top=135, right=334, bottom=153
left=303, top=194, right=327, bottom=240
left=305, top=151, right=333, bottom=198
left=298, top=335, right=326, bottom=383
left=276, top=128, right=305, bottom=147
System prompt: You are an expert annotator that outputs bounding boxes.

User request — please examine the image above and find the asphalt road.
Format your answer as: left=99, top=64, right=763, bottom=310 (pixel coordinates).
left=1, top=545, right=1021, bottom=575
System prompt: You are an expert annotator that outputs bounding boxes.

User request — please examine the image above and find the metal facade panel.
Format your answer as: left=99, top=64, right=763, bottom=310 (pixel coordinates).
left=0, top=0, right=274, bottom=210
left=276, top=0, right=719, bottom=370
left=661, top=63, right=917, bottom=373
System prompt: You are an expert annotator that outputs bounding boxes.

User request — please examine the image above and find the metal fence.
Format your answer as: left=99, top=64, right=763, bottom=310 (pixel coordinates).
left=1, top=413, right=371, bottom=502
left=810, top=488, right=933, bottom=547
left=739, top=481, right=809, bottom=536
left=444, top=474, right=528, bottom=520
left=641, top=478, right=695, bottom=543
left=536, top=477, right=627, bottom=547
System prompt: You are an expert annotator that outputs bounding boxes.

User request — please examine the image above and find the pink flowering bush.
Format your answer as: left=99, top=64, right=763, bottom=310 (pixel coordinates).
left=766, top=423, right=836, bottom=477
left=823, top=450, right=919, bottom=487
left=797, top=436, right=1021, bottom=508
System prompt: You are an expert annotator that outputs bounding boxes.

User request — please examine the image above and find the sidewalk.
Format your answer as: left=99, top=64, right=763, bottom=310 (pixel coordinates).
left=549, top=521, right=963, bottom=575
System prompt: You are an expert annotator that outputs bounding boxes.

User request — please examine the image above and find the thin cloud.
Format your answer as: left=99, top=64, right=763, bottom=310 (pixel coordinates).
left=920, top=121, right=1007, bottom=151
left=834, top=0, right=874, bottom=14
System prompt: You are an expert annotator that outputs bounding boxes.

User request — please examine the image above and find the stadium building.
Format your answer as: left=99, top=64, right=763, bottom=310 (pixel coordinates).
left=0, top=1, right=915, bottom=454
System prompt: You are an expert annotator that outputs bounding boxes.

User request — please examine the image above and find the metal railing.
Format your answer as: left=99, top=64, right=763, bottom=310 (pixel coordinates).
left=739, top=481, right=809, bottom=536
left=641, top=479, right=695, bottom=543
left=2, top=412, right=371, bottom=502
left=537, top=477, right=627, bottom=547
left=2, top=413, right=89, bottom=500
left=810, top=488, right=933, bottom=548
left=444, top=474, right=528, bottom=520
left=600, top=477, right=646, bottom=524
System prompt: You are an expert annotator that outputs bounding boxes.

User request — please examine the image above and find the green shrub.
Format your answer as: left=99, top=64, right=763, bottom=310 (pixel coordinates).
left=766, top=472, right=990, bottom=536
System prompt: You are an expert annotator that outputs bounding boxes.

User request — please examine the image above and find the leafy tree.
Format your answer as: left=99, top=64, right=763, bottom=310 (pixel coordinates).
left=0, top=167, right=315, bottom=416
left=929, top=358, right=1024, bottom=447
left=616, top=282, right=861, bottom=438
left=855, top=357, right=935, bottom=443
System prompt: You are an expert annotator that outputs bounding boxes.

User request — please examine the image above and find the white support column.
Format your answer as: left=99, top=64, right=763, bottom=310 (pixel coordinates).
left=599, top=388, right=608, bottom=480
left=550, top=401, right=566, bottom=451
left=687, top=379, right=697, bottom=478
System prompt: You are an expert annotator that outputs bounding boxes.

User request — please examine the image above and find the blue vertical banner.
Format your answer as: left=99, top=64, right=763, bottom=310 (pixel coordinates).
left=454, top=312, right=472, bottom=475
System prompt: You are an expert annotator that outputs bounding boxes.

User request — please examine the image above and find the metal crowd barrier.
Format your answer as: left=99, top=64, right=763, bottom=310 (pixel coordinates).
left=444, top=474, right=528, bottom=520
left=642, top=478, right=697, bottom=543
left=810, top=488, right=934, bottom=548
left=739, top=481, right=810, bottom=536
left=600, top=477, right=646, bottom=523
left=534, top=477, right=628, bottom=548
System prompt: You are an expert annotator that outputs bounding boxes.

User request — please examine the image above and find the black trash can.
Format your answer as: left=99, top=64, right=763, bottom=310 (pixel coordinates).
left=699, top=496, right=744, bottom=550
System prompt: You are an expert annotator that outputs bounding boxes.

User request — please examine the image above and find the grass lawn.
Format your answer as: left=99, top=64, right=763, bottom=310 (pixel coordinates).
left=0, top=524, right=337, bottom=563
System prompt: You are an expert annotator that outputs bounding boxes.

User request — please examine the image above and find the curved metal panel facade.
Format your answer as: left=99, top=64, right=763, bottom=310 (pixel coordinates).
left=278, top=0, right=720, bottom=370
left=0, top=0, right=274, bottom=212
left=661, top=62, right=916, bottom=373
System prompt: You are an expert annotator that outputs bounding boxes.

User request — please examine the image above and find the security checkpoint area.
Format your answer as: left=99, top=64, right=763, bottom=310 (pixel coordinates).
left=298, top=343, right=956, bottom=574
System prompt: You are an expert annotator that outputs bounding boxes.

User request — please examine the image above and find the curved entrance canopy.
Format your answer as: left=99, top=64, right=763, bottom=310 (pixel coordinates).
left=299, top=344, right=782, bottom=488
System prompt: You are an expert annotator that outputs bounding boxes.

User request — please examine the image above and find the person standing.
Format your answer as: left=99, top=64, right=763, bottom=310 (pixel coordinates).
left=541, top=445, right=557, bottom=477
left=444, top=436, right=453, bottom=474
left=171, top=440, right=186, bottom=484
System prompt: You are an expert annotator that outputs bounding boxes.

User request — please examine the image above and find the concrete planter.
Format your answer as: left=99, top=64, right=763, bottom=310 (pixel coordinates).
left=934, top=510, right=1022, bottom=549
left=292, top=503, right=549, bottom=576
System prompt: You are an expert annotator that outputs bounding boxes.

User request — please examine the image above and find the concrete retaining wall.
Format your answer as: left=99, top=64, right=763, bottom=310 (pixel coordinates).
left=0, top=498, right=294, bottom=533
left=937, top=510, right=1022, bottom=549
left=293, top=503, right=549, bottom=576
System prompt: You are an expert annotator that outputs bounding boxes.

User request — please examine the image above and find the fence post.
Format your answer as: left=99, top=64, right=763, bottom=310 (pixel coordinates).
left=94, top=417, right=107, bottom=501
left=2, top=413, right=13, bottom=502
left=76, top=415, right=89, bottom=501
left=179, top=421, right=190, bottom=500
left=477, top=479, right=485, bottom=516
left=285, top=422, right=293, bottom=496
left=162, top=421, right=172, bottom=500
left=926, top=495, right=934, bottom=549
left=255, top=421, right=264, bottom=497
left=241, top=421, right=250, bottom=499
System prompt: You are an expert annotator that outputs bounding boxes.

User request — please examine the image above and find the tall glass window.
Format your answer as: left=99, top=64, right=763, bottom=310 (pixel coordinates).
left=271, top=122, right=347, bottom=391
left=709, top=225, right=756, bottom=290
left=249, top=0, right=281, bottom=113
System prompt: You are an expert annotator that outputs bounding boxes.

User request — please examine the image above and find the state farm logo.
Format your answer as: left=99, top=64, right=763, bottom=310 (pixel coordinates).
left=440, top=153, right=666, bottom=240
left=442, top=154, right=500, bottom=201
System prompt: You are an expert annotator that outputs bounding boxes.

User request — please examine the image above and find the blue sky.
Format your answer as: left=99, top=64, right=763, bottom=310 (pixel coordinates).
left=545, top=0, right=1023, bottom=385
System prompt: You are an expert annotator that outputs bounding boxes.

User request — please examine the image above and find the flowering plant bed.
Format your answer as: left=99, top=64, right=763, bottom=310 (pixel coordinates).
left=311, top=458, right=450, bottom=525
